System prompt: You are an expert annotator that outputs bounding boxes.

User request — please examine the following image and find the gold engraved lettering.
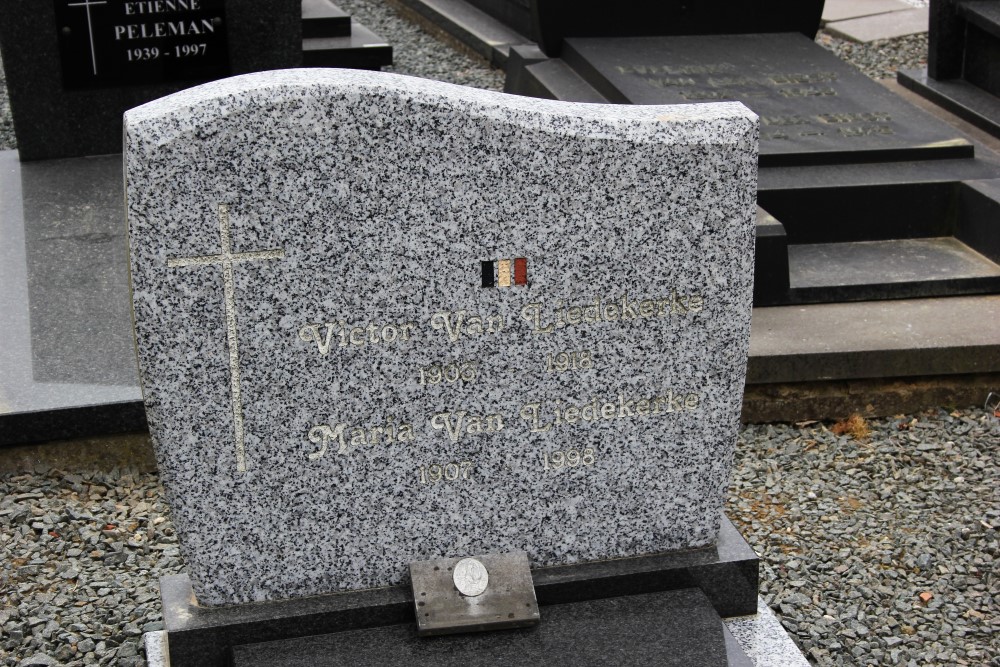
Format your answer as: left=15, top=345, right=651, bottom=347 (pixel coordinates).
left=545, top=350, right=593, bottom=373
left=166, top=203, right=285, bottom=473
left=418, top=461, right=473, bottom=484
left=431, top=310, right=504, bottom=343
left=430, top=411, right=504, bottom=443
left=679, top=89, right=729, bottom=100
left=769, top=71, right=837, bottom=85
left=643, top=77, right=697, bottom=88
left=519, top=403, right=551, bottom=433
left=298, top=320, right=415, bottom=355
left=617, top=63, right=735, bottom=76
left=308, top=424, right=346, bottom=459
left=419, top=360, right=477, bottom=385
left=523, top=291, right=702, bottom=336
left=542, top=448, right=595, bottom=470
left=520, top=390, right=701, bottom=432
left=776, top=87, right=837, bottom=98
left=307, top=416, right=415, bottom=460
left=816, top=112, right=891, bottom=124
left=838, top=125, right=895, bottom=137
left=706, top=76, right=762, bottom=87
left=761, top=115, right=810, bottom=127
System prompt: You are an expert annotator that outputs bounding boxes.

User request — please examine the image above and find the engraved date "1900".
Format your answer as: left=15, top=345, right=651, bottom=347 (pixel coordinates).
left=419, top=360, right=477, bottom=385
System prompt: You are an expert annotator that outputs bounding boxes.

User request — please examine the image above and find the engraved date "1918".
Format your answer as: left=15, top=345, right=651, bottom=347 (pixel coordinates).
left=545, top=350, right=592, bottom=373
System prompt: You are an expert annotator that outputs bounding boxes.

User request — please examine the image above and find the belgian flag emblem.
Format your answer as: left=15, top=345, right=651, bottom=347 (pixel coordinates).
left=481, top=258, right=528, bottom=288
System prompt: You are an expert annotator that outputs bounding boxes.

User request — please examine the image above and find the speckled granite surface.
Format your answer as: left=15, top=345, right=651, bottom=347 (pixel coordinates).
left=125, top=68, right=757, bottom=605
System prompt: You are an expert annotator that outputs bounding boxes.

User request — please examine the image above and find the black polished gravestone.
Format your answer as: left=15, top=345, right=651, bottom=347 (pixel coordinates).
left=301, top=0, right=393, bottom=70
left=400, top=0, right=824, bottom=59
left=506, top=31, right=1000, bottom=306
left=899, top=0, right=1000, bottom=138
left=528, top=0, right=825, bottom=57
left=522, top=33, right=975, bottom=167
left=0, top=0, right=301, bottom=160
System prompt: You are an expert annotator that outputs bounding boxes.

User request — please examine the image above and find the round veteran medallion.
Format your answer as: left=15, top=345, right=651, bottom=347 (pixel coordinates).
left=453, top=557, right=489, bottom=597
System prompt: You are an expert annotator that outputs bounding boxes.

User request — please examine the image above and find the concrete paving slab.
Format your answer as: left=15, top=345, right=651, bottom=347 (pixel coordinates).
left=826, top=7, right=929, bottom=42
left=822, top=0, right=913, bottom=24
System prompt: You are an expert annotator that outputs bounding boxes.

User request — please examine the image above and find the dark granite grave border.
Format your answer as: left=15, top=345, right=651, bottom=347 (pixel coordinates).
left=160, top=516, right=757, bottom=667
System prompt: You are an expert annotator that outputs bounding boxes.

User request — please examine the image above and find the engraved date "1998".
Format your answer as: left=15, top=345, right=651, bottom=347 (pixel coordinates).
left=542, top=448, right=595, bottom=470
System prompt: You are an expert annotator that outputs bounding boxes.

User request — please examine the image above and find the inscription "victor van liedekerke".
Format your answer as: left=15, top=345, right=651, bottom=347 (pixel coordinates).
left=297, top=291, right=704, bottom=354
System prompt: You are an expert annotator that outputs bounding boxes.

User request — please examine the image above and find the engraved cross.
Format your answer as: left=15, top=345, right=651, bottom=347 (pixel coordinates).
left=66, top=0, right=108, bottom=76
left=167, top=204, right=285, bottom=473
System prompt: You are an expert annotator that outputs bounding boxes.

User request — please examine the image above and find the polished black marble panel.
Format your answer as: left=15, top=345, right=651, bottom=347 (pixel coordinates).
left=898, top=0, right=1000, bottom=139
left=531, top=0, right=824, bottom=57
left=232, top=588, right=736, bottom=667
left=0, top=0, right=301, bottom=160
left=559, top=33, right=973, bottom=167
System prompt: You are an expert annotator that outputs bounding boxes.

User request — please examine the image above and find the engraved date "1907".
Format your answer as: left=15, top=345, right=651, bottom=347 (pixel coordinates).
left=418, top=461, right=473, bottom=484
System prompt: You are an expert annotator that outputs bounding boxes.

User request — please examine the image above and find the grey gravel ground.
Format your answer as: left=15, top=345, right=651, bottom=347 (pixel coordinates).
left=816, top=32, right=928, bottom=81
left=3, top=409, right=997, bottom=666
left=2, top=3, right=998, bottom=666
left=729, top=409, right=999, bottom=666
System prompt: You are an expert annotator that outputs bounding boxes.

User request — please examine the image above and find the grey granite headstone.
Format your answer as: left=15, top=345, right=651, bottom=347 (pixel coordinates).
left=125, top=69, right=758, bottom=606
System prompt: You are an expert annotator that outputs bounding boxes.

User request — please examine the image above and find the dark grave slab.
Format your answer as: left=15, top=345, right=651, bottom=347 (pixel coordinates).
left=233, top=589, right=741, bottom=667
left=392, top=0, right=824, bottom=64
left=301, top=0, right=393, bottom=70
left=158, top=517, right=758, bottom=667
left=501, top=31, right=1000, bottom=304
left=0, top=151, right=144, bottom=446
left=553, top=33, right=973, bottom=167
left=464, top=0, right=536, bottom=42
left=530, top=0, right=825, bottom=56
left=756, top=163, right=1000, bottom=305
left=302, top=0, right=352, bottom=37
left=0, top=0, right=301, bottom=161
left=899, top=0, right=1000, bottom=138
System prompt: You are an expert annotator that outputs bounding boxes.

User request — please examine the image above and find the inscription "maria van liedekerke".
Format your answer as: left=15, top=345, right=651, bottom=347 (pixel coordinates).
left=307, top=389, right=702, bottom=460
left=297, top=291, right=704, bottom=353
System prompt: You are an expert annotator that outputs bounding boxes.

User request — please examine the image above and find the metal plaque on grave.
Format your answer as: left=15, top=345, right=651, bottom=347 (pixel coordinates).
left=54, top=0, right=230, bottom=89
left=563, top=32, right=973, bottom=166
